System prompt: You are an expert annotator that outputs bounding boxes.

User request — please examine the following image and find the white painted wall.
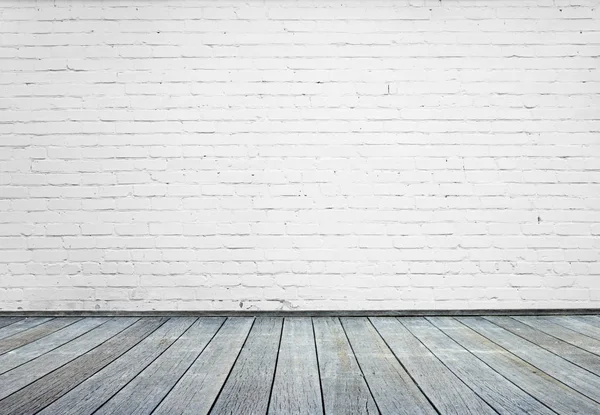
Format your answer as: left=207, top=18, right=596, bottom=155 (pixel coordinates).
left=1, top=0, right=599, bottom=311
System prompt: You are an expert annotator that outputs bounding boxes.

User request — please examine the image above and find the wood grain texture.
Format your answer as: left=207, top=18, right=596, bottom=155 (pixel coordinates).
left=341, top=317, right=435, bottom=415
left=93, top=317, right=225, bottom=415
left=0, top=317, right=137, bottom=400
left=486, top=316, right=600, bottom=375
left=0, top=317, right=108, bottom=375
left=0, top=315, right=598, bottom=414
left=553, top=316, right=600, bottom=341
left=514, top=316, right=600, bottom=355
left=430, top=317, right=600, bottom=414
left=0, top=318, right=24, bottom=329
left=268, top=318, right=323, bottom=415
left=0, top=318, right=53, bottom=341
left=38, top=317, right=196, bottom=415
left=153, top=317, right=254, bottom=415
left=461, top=316, right=600, bottom=403
left=371, top=317, right=496, bottom=415
left=0, top=318, right=80, bottom=355
left=312, top=317, right=378, bottom=415
left=401, top=317, right=553, bottom=415
left=0, top=317, right=166, bottom=415
left=208, top=317, right=283, bottom=415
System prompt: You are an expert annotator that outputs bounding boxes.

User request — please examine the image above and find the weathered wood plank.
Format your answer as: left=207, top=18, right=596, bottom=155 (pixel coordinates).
left=38, top=317, right=196, bottom=415
left=268, top=318, right=323, bottom=415
left=461, top=316, right=600, bottom=403
left=552, top=316, right=600, bottom=341
left=429, top=317, right=600, bottom=414
left=0, top=318, right=80, bottom=355
left=310, top=317, right=378, bottom=415
left=0, top=314, right=595, bottom=415
left=371, top=317, right=495, bottom=415
left=94, top=317, right=225, bottom=415
left=578, top=316, right=600, bottom=322
left=574, top=315, right=600, bottom=329
left=401, top=317, right=553, bottom=415
left=341, top=317, right=435, bottom=415
left=0, top=318, right=24, bottom=330
left=208, top=317, right=283, bottom=415
left=0, top=317, right=108, bottom=375
left=0, top=317, right=137, bottom=400
left=514, top=316, right=600, bottom=356
left=0, top=318, right=53, bottom=341
left=153, top=317, right=254, bottom=415
left=486, top=316, right=600, bottom=375
left=0, top=317, right=166, bottom=415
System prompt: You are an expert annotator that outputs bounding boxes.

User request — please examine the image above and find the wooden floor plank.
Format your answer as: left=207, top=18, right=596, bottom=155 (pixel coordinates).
left=552, top=316, right=600, bottom=341
left=208, top=317, right=283, bottom=415
left=94, top=317, right=225, bottom=415
left=461, top=317, right=600, bottom=402
left=486, top=316, right=600, bottom=375
left=575, top=315, right=600, bottom=329
left=341, top=317, right=436, bottom=415
left=0, top=317, right=108, bottom=375
left=514, top=316, right=600, bottom=356
left=0, top=318, right=53, bottom=341
left=38, top=317, right=196, bottom=415
left=0, top=317, right=166, bottom=415
left=0, top=318, right=24, bottom=330
left=0, top=314, right=596, bottom=414
left=268, top=318, right=323, bottom=415
left=313, top=317, right=378, bottom=415
left=0, top=318, right=137, bottom=401
left=0, top=318, right=80, bottom=355
left=401, top=317, right=553, bottom=415
left=430, top=317, right=600, bottom=414
left=371, top=317, right=496, bottom=415
left=153, top=317, right=254, bottom=415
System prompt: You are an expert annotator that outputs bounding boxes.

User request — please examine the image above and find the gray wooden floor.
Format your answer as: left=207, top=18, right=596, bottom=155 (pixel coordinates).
left=0, top=315, right=599, bottom=414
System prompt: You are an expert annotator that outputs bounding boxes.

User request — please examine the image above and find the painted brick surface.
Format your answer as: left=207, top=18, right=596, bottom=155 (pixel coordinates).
left=1, top=0, right=599, bottom=311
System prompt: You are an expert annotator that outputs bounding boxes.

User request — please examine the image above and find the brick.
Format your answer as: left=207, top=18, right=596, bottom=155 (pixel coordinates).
left=0, top=0, right=598, bottom=311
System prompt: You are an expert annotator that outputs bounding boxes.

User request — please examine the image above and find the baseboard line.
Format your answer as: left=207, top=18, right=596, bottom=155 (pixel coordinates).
left=1, top=309, right=599, bottom=317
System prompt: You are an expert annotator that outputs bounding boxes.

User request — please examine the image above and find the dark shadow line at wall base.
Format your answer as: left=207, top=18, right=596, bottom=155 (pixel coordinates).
left=1, top=309, right=599, bottom=317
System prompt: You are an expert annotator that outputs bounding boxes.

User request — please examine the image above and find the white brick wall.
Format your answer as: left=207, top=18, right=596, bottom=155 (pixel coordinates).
left=1, top=0, right=599, bottom=311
